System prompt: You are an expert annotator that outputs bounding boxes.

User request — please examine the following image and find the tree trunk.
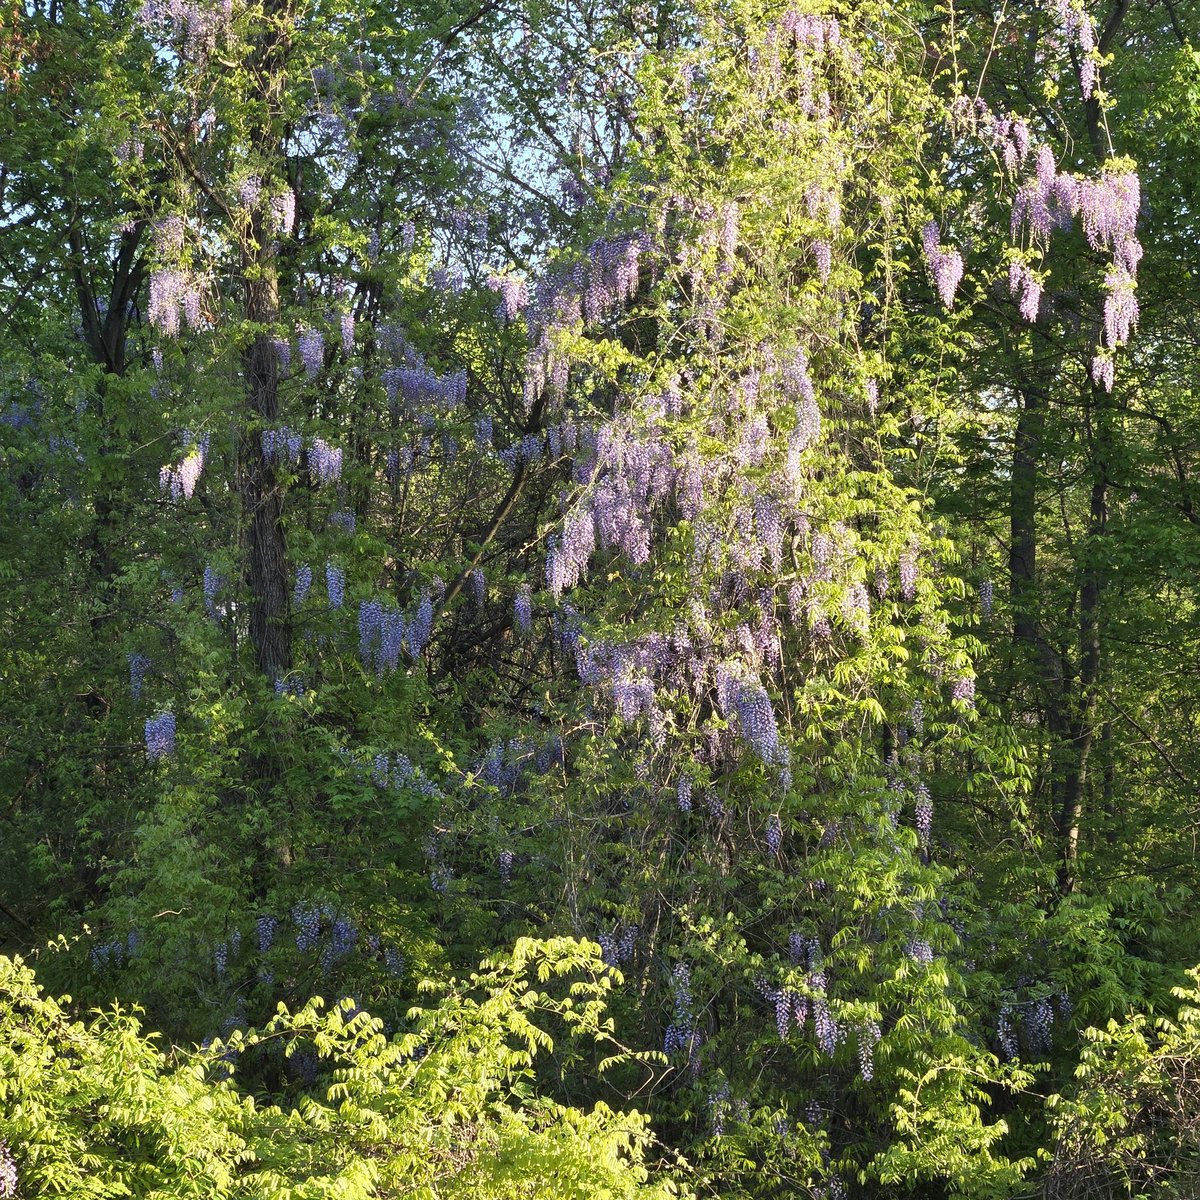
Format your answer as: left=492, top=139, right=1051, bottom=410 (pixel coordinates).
left=1009, top=382, right=1073, bottom=841
left=1058, top=397, right=1109, bottom=892
left=239, top=4, right=292, bottom=681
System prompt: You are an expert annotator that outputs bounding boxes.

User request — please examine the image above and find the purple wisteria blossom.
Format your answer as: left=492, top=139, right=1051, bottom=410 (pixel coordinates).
left=857, top=1019, right=882, bottom=1081
left=310, top=437, right=342, bottom=484
left=145, top=710, right=175, bottom=760
left=676, top=776, right=693, bottom=812
left=138, top=0, right=232, bottom=54
left=298, top=326, right=324, bottom=379
left=1090, top=354, right=1115, bottom=393
left=915, top=783, right=933, bottom=848
left=487, top=273, right=529, bottom=320
left=128, top=652, right=150, bottom=699
left=262, top=425, right=302, bottom=464
left=203, top=565, right=221, bottom=616
left=325, top=561, right=345, bottom=609
left=922, top=223, right=964, bottom=308
left=514, top=584, right=532, bottom=634
left=766, top=813, right=782, bottom=855
left=270, top=190, right=296, bottom=235
left=716, top=663, right=789, bottom=765
left=0, top=1139, right=17, bottom=1199
left=1103, top=267, right=1139, bottom=347
left=898, top=547, right=918, bottom=601
left=294, top=563, right=312, bottom=605
left=813, top=238, right=832, bottom=282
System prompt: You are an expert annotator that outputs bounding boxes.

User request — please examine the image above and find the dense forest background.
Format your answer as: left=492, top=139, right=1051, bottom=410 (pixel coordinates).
left=3, top=0, right=1200, bottom=1195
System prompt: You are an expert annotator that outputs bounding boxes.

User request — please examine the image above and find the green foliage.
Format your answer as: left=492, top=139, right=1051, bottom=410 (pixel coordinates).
left=1044, top=968, right=1200, bottom=1199
left=0, top=938, right=684, bottom=1199
left=3, top=0, right=1200, bottom=1195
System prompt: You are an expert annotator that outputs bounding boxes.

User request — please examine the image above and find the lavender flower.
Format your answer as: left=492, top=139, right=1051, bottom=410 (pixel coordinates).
left=773, top=987, right=794, bottom=1039
left=128, top=652, right=150, bottom=699
left=1079, top=171, right=1140, bottom=252
left=293, top=903, right=321, bottom=952
left=857, top=1019, right=882, bottom=1081
left=145, top=710, right=176, bottom=760
left=379, top=608, right=406, bottom=673
left=0, top=1139, right=18, bottom=1199
left=270, top=190, right=296, bottom=235
left=898, top=548, right=918, bottom=601
left=921, top=222, right=964, bottom=308
left=841, top=581, right=870, bottom=636
left=720, top=669, right=788, bottom=766
left=514, top=584, right=532, bottom=634
left=326, top=561, right=345, bottom=609
left=257, top=914, right=277, bottom=953
left=487, top=273, right=528, bottom=320
left=148, top=267, right=185, bottom=336
left=178, top=448, right=204, bottom=497
left=812, top=991, right=838, bottom=1055
left=294, top=563, right=312, bottom=605
left=813, top=239, right=832, bottom=282
left=766, top=813, right=782, bottom=855
left=358, top=599, right=384, bottom=668
left=407, top=593, right=434, bottom=656
left=915, top=783, right=932, bottom=848
left=310, top=437, right=342, bottom=484
left=138, top=0, right=231, bottom=54
left=237, top=175, right=262, bottom=209
left=1103, top=267, right=1138, bottom=347
left=298, top=325, right=324, bottom=379
left=997, top=1004, right=1018, bottom=1059
left=153, top=214, right=185, bottom=255
left=1090, top=354, right=1115, bottom=393
left=865, top=378, right=879, bottom=414
left=1024, top=997, right=1055, bottom=1053
left=905, top=935, right=934, bottom=965
left=950, top=674, right=976, bottom=706
left=676, top=776, right=693, bottom=812
left=203, top=565, right=221, bottom=616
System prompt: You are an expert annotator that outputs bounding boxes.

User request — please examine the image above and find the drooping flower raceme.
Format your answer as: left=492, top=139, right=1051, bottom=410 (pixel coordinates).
left=298, top=325, right=324, bottom=379
left=325, top=561, right=345, bottom=609
left=0, top=1138, right=18, bottom=1200
left=921, top=222, right=965, bottom=309
left=294, top=563, right=312, bottom=605
left=127, top=652, right=150, bottom=699
left=145, top=710, right=176, bottom=760
left=514, top=584, right=532, bottom=634
left=309, top=437, right=342, bottom=484
left=1103, top=266, right=1139, bottom=347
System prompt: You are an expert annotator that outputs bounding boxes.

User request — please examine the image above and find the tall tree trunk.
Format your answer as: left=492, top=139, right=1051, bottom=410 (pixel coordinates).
left=1009, top=382, right=1072, bottom=836
left=1058, top=389, right=1109, bottom=892
left=239, top=4, right=292, bottom=681
left=242, top=268, right=291, bottom=680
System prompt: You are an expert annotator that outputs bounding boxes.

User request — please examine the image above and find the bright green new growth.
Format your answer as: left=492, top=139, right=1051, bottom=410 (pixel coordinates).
left=0, top=939, right=683, bottom=1200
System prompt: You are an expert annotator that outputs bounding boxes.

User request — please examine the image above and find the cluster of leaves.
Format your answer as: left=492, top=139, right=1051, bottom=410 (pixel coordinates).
left=3, top=0, right=1200, bottom=1196
left=0, top=937, right=681, bottom=1199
